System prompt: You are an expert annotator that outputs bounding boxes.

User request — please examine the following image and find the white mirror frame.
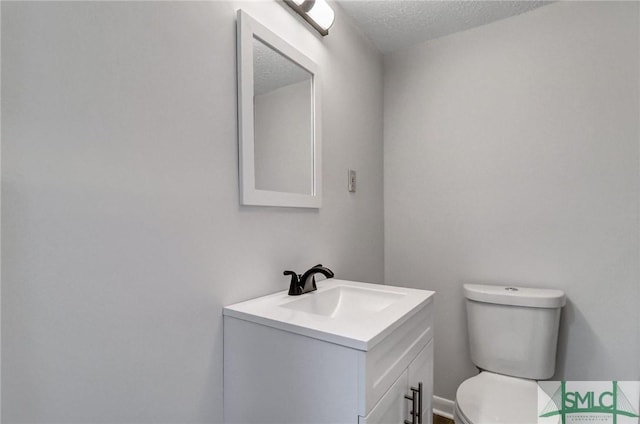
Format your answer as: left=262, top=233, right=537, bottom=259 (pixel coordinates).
left=237, top=10, right=322, bottom=208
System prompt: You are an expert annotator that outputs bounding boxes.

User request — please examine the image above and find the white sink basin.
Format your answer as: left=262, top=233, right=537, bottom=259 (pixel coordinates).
left=224, top=279, right=434, bottom=350
left=280, top=285, right=405, bottom=317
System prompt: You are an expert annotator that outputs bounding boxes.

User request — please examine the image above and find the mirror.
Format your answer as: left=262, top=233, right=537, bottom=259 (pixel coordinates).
left=253, top=38, right=312, bottom=195
left=237, top=10, right=322, bottom=208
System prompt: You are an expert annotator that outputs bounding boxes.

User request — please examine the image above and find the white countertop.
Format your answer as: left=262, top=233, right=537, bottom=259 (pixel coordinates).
left=223, top=279, right=434, bottom=351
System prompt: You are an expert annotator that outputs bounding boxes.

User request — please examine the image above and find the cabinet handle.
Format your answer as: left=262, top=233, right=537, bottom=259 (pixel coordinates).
left=404, top=391, right=417, bottom=424
left=409, top=382, right=423, bottom=424
left=405, top=381, right=424, bottom=424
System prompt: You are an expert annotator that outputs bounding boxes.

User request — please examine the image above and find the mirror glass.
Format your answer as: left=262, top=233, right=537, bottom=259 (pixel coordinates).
left=253, top=37, right=313, bottom=195
left=237, top=10, right=321, bottom=208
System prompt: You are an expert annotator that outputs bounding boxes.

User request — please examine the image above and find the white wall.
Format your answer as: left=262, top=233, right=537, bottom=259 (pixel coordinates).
left=1, top=1, right=383, bottom=422
left=384, top=1, right=639, bottom=401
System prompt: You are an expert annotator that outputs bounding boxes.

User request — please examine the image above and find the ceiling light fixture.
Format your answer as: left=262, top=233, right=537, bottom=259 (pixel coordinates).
left=284, top=0, right=335, bottom=37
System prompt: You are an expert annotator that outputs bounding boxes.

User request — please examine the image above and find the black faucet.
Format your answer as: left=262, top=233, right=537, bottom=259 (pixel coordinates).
left=284, top=264, right=335, bottom=296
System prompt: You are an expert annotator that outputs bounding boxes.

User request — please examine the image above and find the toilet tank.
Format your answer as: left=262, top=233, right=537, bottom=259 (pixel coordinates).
left=464, top=284, right=566, bottom=380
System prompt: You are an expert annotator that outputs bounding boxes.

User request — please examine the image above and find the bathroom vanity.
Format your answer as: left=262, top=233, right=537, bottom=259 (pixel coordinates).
left=223, top=279, right=434, bottom=424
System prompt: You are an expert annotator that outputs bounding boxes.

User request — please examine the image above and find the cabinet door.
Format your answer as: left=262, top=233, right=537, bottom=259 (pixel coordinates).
left=407, top=340, right=433, bottom=424
left=359, top=370, right=408, bottom=424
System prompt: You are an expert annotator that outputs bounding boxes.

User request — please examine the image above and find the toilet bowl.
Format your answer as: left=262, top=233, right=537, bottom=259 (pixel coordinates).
left=455, top=284, right=566, bottom=424
left=454, top=372, right=538, bottom=424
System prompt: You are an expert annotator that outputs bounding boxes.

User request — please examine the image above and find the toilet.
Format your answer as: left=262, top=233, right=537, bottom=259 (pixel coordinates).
left=454, top=283, right=566, bottom=424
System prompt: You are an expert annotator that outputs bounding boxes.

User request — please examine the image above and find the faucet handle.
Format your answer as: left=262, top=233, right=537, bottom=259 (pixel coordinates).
left=284, top=270, right=303, bottom=296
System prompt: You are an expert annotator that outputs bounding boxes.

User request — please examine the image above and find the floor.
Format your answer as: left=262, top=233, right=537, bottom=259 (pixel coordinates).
left=434, top=414, right=455, bottom=424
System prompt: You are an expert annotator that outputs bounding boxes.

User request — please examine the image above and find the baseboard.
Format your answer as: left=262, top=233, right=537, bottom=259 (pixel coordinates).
left=432, top=395, right=455, bottom=419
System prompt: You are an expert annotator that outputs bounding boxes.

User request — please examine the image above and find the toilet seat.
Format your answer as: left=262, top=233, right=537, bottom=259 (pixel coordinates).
left=454, top=371, right=539, bottom=424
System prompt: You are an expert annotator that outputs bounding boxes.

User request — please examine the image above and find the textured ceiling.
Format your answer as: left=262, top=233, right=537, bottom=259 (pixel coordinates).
left=254, top=38, right=310, bottom=96
left=336, top=0, right=552, bottom=53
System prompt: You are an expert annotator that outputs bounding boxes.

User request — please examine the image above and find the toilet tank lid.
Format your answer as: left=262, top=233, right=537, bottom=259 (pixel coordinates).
left=464, top=283, right=566, bottom=308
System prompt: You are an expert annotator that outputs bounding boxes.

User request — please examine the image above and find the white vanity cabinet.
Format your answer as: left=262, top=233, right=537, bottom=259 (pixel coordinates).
left=223, top=280, right=434, bottom=424
left=361, top=341, right=433, bottom=424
